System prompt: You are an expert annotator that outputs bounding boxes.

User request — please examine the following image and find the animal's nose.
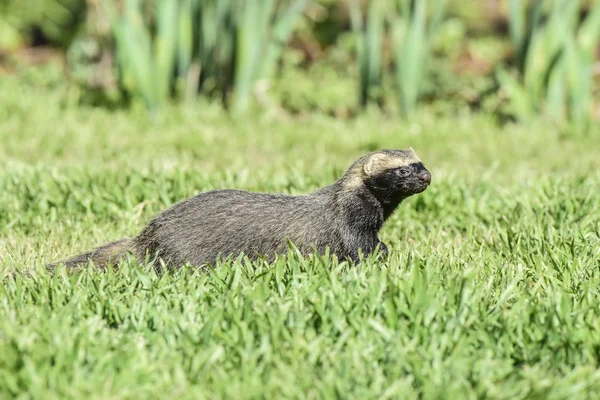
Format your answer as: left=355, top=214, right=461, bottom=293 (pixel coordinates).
left=419, top=171, right=431, bottom=184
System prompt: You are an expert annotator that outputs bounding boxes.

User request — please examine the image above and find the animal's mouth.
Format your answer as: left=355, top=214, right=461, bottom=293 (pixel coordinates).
left=414, top=182, right=431, bottom=193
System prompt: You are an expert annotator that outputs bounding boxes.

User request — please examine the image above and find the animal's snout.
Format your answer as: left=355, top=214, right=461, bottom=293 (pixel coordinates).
left=419, top=171, right=431, bottom=184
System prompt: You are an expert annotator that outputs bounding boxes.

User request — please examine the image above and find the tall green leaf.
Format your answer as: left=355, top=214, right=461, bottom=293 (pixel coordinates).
left=394, top=0, right=427, bottom=115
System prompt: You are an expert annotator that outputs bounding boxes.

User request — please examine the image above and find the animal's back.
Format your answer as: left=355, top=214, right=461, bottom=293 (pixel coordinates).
left=133, top=189, right=342, bottom=266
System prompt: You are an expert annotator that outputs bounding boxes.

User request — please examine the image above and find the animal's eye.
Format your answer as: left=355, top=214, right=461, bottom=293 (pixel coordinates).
left=396, top=168, right=411, bottom=177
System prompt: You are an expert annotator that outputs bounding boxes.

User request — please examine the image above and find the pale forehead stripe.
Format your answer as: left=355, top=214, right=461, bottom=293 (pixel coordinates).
left=387, top=153, right=422, bottom=168
left=365, top=151, right=422, bottom=175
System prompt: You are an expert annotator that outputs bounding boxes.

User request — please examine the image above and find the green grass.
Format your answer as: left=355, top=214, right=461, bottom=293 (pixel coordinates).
left=1, top=70, right=600, bottom=399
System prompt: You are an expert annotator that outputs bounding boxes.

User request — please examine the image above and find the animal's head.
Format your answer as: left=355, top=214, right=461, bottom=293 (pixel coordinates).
left=344, top=148, right=431, bottom=202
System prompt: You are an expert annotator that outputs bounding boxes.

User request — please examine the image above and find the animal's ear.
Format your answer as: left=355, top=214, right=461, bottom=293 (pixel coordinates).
left=363, top=153, right=388, bottom=176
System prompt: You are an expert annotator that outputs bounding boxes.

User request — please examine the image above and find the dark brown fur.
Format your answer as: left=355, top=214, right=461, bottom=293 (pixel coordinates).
left=47, top=149, right=431, bottom=271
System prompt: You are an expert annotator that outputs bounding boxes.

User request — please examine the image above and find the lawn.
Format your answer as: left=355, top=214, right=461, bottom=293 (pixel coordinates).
left=1, top=72, right=600, bottom=399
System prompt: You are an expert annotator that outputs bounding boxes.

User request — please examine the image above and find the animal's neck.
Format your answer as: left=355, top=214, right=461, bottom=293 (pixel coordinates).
left=335, top=170, right=405, bottom=222
left=380, top=195, right=404, bottom=221
left=327, top=182, right=386, bottom=232
left=359, top=183, right=406, bottom=222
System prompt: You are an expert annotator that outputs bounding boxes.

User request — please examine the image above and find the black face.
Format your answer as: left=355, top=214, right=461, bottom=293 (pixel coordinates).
left=365, top=162, right=431, bottom=203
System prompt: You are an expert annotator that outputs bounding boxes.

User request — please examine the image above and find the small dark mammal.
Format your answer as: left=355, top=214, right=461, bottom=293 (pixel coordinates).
left=48, top=149, right=431, bottom=271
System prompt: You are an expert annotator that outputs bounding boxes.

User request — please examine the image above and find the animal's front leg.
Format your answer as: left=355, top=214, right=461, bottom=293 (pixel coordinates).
left=376, top=241, right=389, bottom=258
left=344, top=233, right=382, bottom=263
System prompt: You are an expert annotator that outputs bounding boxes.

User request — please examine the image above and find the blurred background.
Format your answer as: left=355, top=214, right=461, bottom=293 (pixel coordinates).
left=0, top=0, right=599, bottom=128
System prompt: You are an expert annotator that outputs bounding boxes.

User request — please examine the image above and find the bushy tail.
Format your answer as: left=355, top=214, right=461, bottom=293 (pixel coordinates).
left=47, top=238, right=134, bottom=271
